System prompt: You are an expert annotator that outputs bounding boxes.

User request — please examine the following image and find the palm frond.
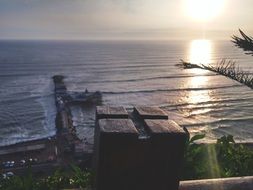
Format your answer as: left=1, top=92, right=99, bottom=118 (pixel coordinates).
left=232, top=29, right=253, bottom=55
left=180, top=59, right=253, bottom=89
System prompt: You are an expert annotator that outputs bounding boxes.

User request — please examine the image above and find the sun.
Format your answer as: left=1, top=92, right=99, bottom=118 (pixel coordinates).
left=185, top=0, right=225, bottom=21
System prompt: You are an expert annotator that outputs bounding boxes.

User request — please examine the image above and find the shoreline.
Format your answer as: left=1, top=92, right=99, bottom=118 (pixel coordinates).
left=0, top=75, right=96, bottom=175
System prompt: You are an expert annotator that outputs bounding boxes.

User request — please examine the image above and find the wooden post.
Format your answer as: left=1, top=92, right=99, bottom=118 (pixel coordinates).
left=94, top=106, right=188, bottom=190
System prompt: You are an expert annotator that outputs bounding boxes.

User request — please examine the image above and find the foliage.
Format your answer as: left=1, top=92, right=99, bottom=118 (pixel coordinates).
left=182, top=133, right=210, bottom=179
left=0, top=166, right=35, bottom=190
left=216, top=135, right=253, bottom=177
left=0, top=165, right=92, bottom=190
left=232, top=29, right=253, bottom=55
left=180, top=59, right=253, bottom=89
left=70, top=165, right=92, bottom=189
left=182, top=134, right=253, bottom=180
left=35, top=169, right=71, bottom=190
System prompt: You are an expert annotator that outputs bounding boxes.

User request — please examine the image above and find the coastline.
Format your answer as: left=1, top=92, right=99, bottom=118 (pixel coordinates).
left=0, top=75, right=96, bottom=175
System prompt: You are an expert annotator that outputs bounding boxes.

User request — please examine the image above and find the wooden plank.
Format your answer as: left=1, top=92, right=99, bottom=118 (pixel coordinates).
left=144, top=119, right=185, bottom=135
left=134, top=106, right=168, bottom=120
left=99, top=119, right=138, bottom=134
left=96, top=106, right=129, bottom=119
left=94, top=118, right=139, bottom=190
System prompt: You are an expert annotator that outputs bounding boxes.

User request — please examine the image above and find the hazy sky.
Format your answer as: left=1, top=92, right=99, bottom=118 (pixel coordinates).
left=0, top=0, right=253, bottom=40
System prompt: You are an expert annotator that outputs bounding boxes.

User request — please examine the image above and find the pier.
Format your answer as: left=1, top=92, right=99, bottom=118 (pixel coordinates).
left=53, top=75, right=101, bottom=155
left=53, top=75, right=78, bottom=148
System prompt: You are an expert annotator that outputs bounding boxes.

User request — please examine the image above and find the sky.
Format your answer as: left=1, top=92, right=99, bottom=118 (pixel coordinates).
left=0, top=0, right=253, bottom=40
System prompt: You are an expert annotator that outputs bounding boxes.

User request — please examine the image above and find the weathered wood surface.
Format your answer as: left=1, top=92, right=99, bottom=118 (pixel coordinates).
left=94, top=106, right=188, bottom=190
left=145, top=119, right=185, bottom=135
left=179, top=176, right=253, bottom=190
left=96, top=106, right=129, bottom=119
left=134, top=106, right=168, bottom=120
left=99, top=119, right=139, bottom=134
left=94, top=119, right=139, bottom=190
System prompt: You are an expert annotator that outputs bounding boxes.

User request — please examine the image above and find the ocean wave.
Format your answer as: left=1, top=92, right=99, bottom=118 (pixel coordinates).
left=101, top=84, right=242, bottom=94
left=183, top=117, right=253, bottom=127
left=0, top=96, right=38, bottom=104
left=0, top=73, right=35, bottom=78
left=78, top=73, right=218, bottom=84
left=31, top=77, right=56, bottom=135
left=160, top=96, right=253, bottom=109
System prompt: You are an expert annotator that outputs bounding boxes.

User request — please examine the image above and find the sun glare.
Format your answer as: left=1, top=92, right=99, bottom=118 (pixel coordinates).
left=190, top=39, right=212, bottom=66
left=185, top=39, right=212, bottom=110
left=185, top=0, right=225, bottom=21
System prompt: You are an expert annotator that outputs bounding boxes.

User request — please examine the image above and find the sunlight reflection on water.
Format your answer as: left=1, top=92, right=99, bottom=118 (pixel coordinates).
left=187, top=40, right=223, bottom=178
left=184, top=39, right=214, bottom=136
left=187, top=39, right=212, bottom=107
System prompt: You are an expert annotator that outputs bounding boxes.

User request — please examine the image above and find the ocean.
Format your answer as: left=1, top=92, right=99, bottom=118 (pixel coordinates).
left=0, top=39, right=253, bottom=146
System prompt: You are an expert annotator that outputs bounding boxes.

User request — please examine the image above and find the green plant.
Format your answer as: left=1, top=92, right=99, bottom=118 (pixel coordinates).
left=0, top=165, right=92, bottom=190
left=36, top=169, right=71, bottom=190
left=0, top=166, right=35, bottom=190
left=70, top=165, right=92, bottom=189
left=182, top=133, right=209, bottom=179
left=216, top=135, right=253, bottom=177
left=182, top=134, right=253, bottom=180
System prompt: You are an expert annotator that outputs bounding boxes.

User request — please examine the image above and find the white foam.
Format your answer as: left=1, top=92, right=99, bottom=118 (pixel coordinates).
left=30, top=75, right=56, bottom=137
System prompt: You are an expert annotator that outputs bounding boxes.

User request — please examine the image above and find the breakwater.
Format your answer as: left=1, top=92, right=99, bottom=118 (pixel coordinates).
left=53, top=75, right=76, bottom=138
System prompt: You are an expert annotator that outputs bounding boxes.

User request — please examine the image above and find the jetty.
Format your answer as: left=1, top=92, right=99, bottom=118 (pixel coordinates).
left=53, top=75, right=77, bottom=139
left=53, top=75, right=101, bottom=157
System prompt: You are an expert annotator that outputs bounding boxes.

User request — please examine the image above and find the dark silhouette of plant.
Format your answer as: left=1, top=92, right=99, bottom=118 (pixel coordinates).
left=180, top=59, right=253, bottom=89
left=232, top=29, right=253, bottom=55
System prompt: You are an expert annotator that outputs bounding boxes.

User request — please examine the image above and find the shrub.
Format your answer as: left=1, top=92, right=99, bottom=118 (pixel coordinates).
left=0, top=165, right=91, bottom=190
left=182, top=134, right=253, bottom=180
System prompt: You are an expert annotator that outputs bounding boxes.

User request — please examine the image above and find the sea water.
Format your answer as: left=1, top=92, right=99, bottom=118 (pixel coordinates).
left=0, top=39, right=253, bottom=146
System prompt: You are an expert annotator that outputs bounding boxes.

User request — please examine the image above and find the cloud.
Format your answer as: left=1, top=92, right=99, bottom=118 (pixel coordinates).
left=0, top=0, right=252, bottom=39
